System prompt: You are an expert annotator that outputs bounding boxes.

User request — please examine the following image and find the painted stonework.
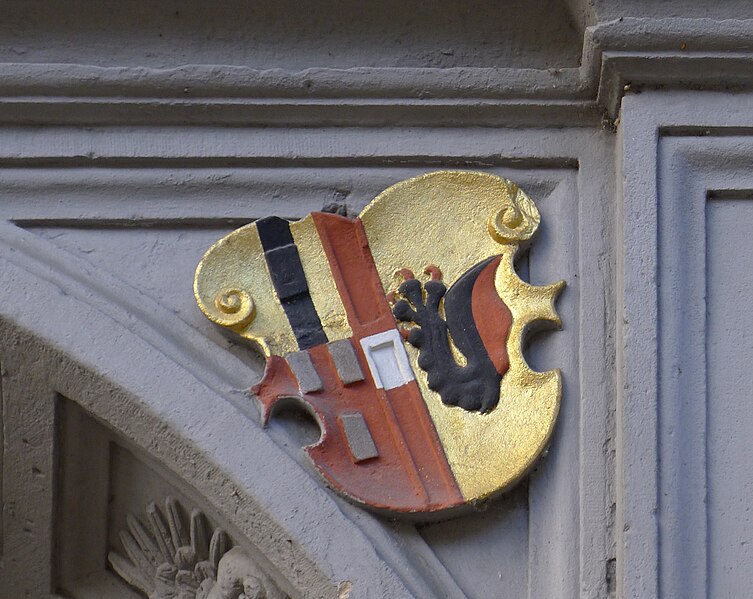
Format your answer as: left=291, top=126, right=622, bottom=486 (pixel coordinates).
left=195, top=171, right=564, bottom=516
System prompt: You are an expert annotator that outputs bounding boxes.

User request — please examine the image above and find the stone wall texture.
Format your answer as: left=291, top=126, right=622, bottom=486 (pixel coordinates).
left=1, top=2, right=752, bottom=598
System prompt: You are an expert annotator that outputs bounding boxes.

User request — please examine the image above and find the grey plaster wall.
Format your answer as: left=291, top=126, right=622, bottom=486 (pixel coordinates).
left=0, top=125, right=614, bottom=599
left=1, top=2, right=752, bottom=598
left=0, top=0, right=582, bottom=70
left=619, top=91, right=753, bottom=599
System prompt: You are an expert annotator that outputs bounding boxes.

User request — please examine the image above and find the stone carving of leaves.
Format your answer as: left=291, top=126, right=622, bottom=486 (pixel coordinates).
left=108, top=496, right=270, bottom=599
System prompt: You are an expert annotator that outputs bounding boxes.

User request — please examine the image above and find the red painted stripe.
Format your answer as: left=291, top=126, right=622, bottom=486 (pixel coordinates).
left=310, top=212, right=394, bottom=337
left=472, top=256, right=512, bottom=376
left=310, top=212, right=464, bottom=509
left=386, top=381, right=464, bottom=507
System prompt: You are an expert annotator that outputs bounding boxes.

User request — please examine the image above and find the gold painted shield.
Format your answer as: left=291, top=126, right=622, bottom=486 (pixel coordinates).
left=195, top=171, right=564, bottom=507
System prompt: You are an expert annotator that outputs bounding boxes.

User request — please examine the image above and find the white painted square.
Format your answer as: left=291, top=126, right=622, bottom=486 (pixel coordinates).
left=359, top=329, right=415, bottom=390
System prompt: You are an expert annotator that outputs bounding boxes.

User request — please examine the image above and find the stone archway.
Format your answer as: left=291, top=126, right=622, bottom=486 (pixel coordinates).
left=0, top=220, right=445, bottom=598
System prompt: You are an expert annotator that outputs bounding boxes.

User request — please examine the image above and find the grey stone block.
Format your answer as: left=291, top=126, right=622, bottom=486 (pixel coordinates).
left=285, top=351, right=323, bottom=394
left=339, top=413, right=379, bottom=463
left=327, top=339, right=365, bottom=385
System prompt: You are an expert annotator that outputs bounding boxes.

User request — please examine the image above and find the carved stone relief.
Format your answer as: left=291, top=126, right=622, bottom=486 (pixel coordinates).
left=109, top=497, right=286, bottom=599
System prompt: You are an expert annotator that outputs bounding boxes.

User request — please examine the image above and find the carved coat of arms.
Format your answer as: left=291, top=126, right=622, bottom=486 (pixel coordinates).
left=195, top=171, right=563, bottom=517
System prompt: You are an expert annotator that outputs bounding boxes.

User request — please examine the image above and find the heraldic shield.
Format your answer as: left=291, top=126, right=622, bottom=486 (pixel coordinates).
left=194, top=171, right=564, bottom=517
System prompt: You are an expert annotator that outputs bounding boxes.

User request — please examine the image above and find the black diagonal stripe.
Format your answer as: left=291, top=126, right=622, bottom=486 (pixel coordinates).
left=256, top=216, right=328, bottom=350
left=256, top=216, right=294, bottom=251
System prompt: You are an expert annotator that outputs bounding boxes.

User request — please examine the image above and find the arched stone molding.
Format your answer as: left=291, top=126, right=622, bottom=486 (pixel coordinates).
left=0, top=220, right=461, bottom=598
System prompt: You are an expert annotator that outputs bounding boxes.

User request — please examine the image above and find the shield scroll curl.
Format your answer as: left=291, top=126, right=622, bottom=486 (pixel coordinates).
left=195, top=171, right=564, bottom=517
